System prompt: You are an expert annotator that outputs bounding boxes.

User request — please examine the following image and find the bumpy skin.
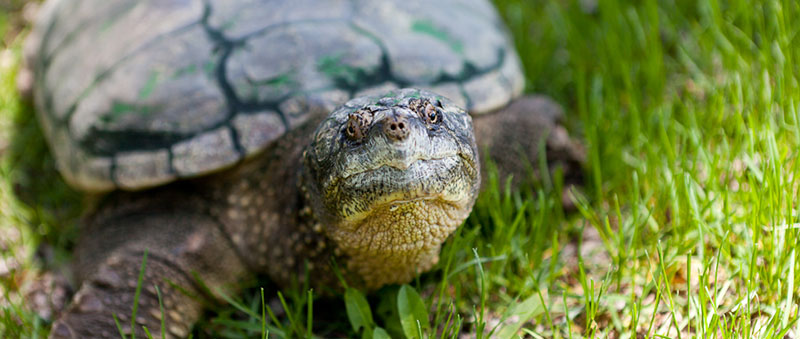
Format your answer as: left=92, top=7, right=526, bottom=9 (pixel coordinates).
left=26, top=0, right=585, bottom=338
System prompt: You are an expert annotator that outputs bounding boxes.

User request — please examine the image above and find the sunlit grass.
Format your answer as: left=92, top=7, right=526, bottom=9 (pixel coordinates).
left=2, top=0, right=800, bottom=337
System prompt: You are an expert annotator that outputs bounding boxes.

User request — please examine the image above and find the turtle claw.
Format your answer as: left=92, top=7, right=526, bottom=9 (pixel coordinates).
left=47, top=253, right=201, bottom=339
left=46, top=201, right=250, bottom=338
left=47, top=281, right=164, bottom=339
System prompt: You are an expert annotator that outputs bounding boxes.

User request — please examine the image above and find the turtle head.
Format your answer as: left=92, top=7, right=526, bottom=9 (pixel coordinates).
left=301, top=88, right=479, bottom=288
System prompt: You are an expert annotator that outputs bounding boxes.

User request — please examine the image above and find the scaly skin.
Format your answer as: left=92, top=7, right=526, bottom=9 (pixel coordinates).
left=50, top=91, right=582, bottom=338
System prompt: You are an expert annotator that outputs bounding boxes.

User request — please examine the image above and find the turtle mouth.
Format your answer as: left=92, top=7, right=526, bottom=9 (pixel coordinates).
left=330, top=154, right=478, bottom=222
left=340, top=153, right=469, bottom=180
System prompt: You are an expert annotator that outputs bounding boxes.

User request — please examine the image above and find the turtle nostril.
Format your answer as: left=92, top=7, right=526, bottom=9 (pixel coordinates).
left=384, top=116, right=410, bottom=141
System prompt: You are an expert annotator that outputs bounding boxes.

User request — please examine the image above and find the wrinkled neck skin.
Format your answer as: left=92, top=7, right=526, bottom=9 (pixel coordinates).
left=319, top=188, right=476, bottom=289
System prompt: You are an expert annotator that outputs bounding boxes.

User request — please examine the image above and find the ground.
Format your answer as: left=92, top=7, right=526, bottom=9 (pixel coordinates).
left=2, top=0, right=800, bottom=338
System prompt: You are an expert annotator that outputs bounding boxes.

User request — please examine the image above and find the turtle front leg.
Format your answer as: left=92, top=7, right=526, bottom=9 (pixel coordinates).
left=472, top=95, right=585, bottom=188
left=50, top=191, right=248, bottom=338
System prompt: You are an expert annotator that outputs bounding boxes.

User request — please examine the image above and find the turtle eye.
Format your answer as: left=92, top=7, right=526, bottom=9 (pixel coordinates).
left=345, top=112, right=370, bottom=141
left=345, top=119, right=361, bottom=140
left=422, top=102, right=440, bottom=124
left=412, top=99, right=441, bottom=125
left=427, top=110, right=439, bottom=124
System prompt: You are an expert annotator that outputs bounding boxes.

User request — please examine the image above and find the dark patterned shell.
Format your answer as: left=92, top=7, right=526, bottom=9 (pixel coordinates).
left=28, top=0, right=523, bottom=192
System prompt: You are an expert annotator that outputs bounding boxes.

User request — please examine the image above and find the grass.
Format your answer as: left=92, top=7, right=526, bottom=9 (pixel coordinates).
left=2, top=0, right=800, bottom=337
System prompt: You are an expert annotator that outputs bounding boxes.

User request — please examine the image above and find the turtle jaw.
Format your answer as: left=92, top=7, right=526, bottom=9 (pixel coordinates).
left=330, top=154, right=478, bottom=223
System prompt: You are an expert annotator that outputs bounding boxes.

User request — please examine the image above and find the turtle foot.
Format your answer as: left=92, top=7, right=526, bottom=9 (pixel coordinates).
left=473, top=95, right=585, bottom=202
left=49, top=254, right=202, bottom=339
left=50, top=190, right=249, bottom=338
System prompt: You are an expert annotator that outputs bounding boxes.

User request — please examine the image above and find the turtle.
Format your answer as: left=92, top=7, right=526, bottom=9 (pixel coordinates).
left=22, top=0, right=584, bottom=337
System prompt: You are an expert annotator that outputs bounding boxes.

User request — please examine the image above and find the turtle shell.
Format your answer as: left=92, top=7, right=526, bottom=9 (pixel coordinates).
left=29, top=0, right=523, bottom=192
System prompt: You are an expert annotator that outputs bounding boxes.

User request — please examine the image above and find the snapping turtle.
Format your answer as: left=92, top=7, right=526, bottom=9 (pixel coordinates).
left=23, top=0, right=583, bottom=337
